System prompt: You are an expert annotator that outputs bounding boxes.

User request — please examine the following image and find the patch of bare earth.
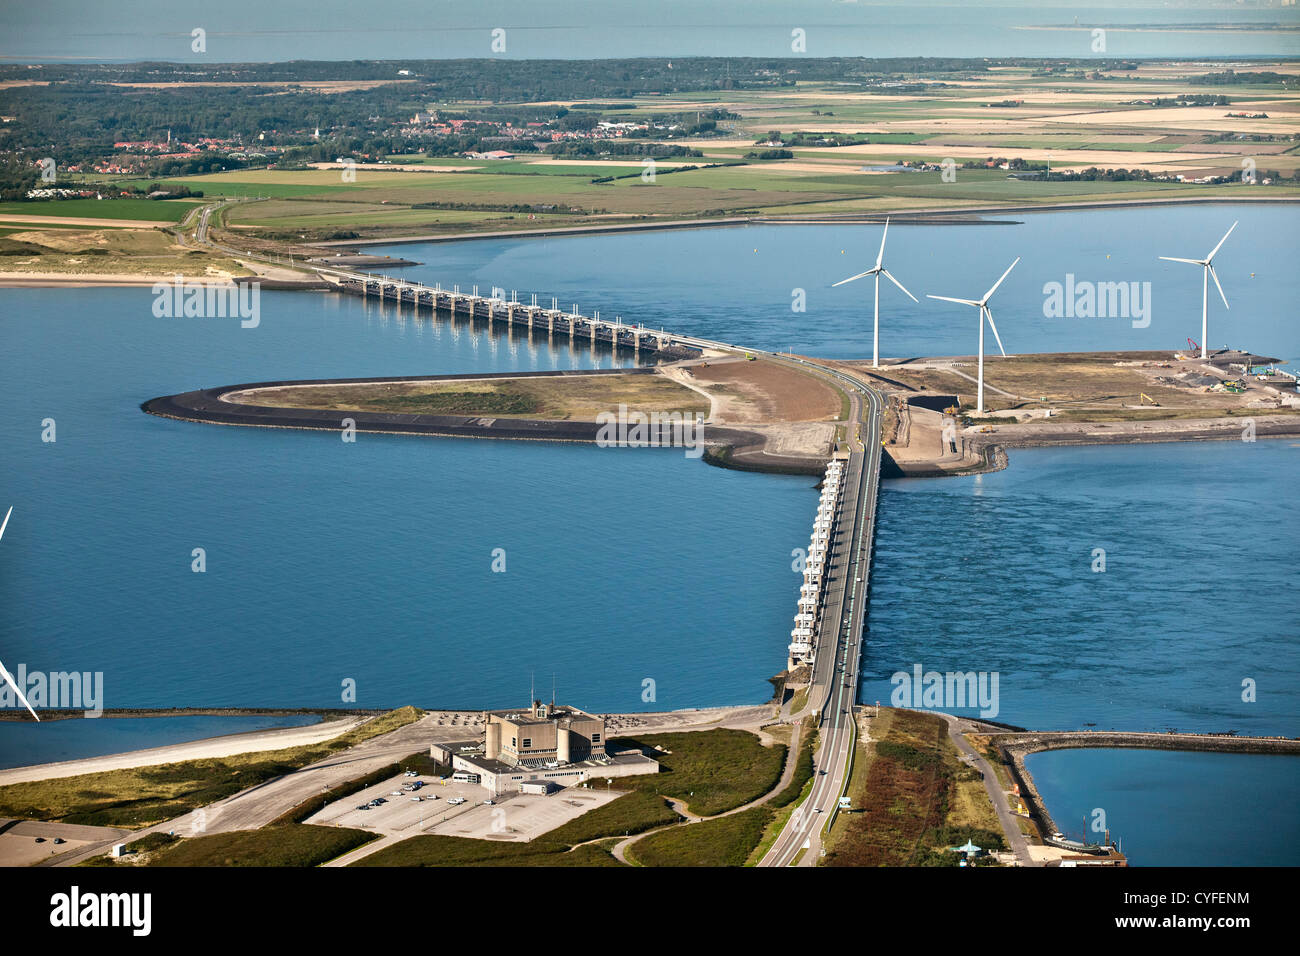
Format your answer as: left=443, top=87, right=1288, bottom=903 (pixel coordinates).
left=683, top=357, right=842, bottom=424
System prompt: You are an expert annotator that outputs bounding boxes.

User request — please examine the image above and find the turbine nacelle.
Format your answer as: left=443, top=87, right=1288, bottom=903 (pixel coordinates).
left=926, top=257, right=1020, bottom=414
left=832, top=217, right=917, bottom=368
left=1158, top=221, right=1237, bottom=358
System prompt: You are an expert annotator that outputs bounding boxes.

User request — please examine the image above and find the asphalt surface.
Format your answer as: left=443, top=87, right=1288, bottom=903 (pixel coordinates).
left=759, top=359, right=883, bottom=867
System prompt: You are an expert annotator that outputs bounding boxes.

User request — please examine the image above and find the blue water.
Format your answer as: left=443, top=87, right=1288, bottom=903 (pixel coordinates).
left=1, top=202, right=1297, bottom=764
left=376, top=204, right=1300, bottom=368
left=1026, top=748, right=1300, bottom=866
left=0, top=286, right=812, bottom=732
left=861, top=441, right=1300, bottom=737
left=0, top=714, right=321, bottom=770
left=4, top=2, right=1297, bottom=62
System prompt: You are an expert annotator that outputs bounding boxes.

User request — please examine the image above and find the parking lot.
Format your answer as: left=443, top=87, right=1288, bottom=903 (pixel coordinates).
left=306, top=772, right=620, bottom=843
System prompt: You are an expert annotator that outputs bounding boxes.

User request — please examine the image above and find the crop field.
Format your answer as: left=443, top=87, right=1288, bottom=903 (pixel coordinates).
left=68, top=59, right=1295, bottom=243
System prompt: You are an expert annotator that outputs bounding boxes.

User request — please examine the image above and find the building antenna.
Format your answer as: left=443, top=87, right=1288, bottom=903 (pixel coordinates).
left=551, top=673, right=556, bottom=709
left=530, top=671, right=535, bottom=707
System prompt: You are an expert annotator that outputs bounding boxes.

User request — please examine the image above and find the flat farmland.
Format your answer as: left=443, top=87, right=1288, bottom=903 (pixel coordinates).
left=134, top=60, right=1298, bottom=240
left=0, top=198, right=200, bottom=222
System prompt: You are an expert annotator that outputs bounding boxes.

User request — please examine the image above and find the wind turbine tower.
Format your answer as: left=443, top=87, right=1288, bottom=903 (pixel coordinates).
left=832, top=218, right=917, bottom=368
left=927, top=258, right=1020, bottom=415
left=1159, top=221, right=1237, bottom=360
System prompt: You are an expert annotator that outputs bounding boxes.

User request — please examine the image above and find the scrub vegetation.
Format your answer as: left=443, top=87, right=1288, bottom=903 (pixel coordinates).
left=0, top=707, right=424, bottom=828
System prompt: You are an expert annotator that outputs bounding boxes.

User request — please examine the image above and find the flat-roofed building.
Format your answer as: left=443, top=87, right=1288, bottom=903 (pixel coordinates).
left=485, top=700, right=606, bottom=767
left=447, top=699, right=658, bottom=796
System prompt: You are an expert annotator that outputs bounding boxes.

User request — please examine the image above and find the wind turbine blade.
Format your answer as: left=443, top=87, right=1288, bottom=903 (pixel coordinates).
left=875, top=217, right=889, bottom=268
left=1208, top=264, right=1229, bottom=310
left=0, top=506, right=10, bottom=542
left=881, top=268, right=918, bottom=302
left=927, top=294, right=980, bottom=307
left=1206, top=220, right=1237, bottom=262
left=1159, top=256, right=1202, bottom=266
left=832, top=270, right=874, bottom=287
left=981, top=257, right=1020, bottom=303
left=984, top=306, right=1007, bottom=357
left=0, top=658, right=39, bottom=721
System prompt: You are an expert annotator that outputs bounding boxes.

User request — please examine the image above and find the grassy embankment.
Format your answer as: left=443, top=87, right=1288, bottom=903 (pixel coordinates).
left=625, top=720, right=819, bottom=867
left=823, top=708, right=1005, bottom=866
left=81, top=824, right=377, bottom=867
left=0, top=198, right=252, bottom=277
left=746, top=727, right=820, bottom=864
left=227, top=373, right=710, bottom=422
left=0, top=706, right=424, bottom=828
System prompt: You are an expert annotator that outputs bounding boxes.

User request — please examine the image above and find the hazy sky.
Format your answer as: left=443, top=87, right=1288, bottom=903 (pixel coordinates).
left=2, top=1, right=1296, bottom=63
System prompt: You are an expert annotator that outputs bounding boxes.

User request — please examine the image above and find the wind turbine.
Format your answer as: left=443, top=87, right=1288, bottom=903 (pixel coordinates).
left=832, top=217, right=917, bottom=368
left=927, top=258, right=1020, bottom=415
left=0, top=507, right=38, bottom=721
left=1159, top=221, right=1236, bottom=360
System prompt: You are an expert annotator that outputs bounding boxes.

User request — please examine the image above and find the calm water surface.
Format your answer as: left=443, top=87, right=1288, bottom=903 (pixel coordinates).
left=1026, top=748, right=1300, bottom=866
left=1, top=207, right=1296, bottom=803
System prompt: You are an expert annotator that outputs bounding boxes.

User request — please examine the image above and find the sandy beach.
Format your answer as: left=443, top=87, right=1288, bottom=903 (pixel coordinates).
left=0, top=716, right=365, bottom=786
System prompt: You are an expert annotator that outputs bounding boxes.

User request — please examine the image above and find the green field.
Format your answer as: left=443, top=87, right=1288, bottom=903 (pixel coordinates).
left=140, top=824, right=375, bottom=867
left=173, top=157, right=1299, bottom=242
left=352, top=833, right=622, bottom=867
left=598, top=729, right=786, bottom=816
left=546, top=790, right=681, bottom=844
left=0, top=198, right=199, bottom=222
left=27, top=62, right=1287, bottom=253
left=628, top=806, right=775, bottom=866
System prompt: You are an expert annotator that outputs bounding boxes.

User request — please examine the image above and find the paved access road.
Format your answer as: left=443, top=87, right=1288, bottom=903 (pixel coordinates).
left=759, top=360, right=884, bottom=867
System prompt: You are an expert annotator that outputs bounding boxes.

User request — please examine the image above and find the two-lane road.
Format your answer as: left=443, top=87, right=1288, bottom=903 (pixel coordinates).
left=761, top=361, right=883, bottom=867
